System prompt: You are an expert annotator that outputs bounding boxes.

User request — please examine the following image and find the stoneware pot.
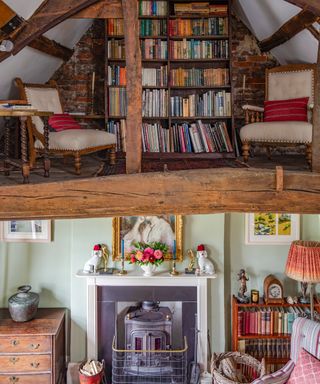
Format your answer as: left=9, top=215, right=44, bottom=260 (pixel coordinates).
left=141, top=264, right=157, bottom=277
left=8, top=285, right=39, bottom=322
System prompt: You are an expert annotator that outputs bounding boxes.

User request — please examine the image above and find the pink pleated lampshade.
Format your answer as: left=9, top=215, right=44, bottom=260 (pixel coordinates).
left=285, top=240, right=320, bottom=283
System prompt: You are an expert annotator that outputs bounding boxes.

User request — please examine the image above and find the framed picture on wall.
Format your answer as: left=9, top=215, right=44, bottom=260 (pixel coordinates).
left=1, top=220, right=51, bottom=242
left=112, top=215, right=183, bottom=260
left=245, top=213, right=300, bottom=245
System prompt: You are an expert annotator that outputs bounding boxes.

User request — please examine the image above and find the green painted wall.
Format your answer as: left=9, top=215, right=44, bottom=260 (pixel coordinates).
left=0, top=214, right=318, bottom=361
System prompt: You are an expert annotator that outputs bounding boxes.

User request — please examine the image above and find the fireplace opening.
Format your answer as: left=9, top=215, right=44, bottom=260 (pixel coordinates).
left=112, top=301, right=188, bottom=383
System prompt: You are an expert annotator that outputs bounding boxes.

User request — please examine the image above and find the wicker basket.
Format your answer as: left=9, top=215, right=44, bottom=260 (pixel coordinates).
left=211, top=352, right=265, bottom=384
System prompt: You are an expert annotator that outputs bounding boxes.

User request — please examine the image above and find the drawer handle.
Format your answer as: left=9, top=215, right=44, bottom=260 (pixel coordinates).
left=9, top=377, right=19, bottom=383
left=29, top=343, right=40, bottom=350
left=30, top=361, right=40, bottom=368
left=11, top=340, right=19, bottom=347
left=9, top=357, right=19, bottom=365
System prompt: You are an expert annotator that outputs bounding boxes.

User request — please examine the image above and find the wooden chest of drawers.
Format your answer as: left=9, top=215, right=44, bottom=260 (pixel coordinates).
left=0, top=308, right=65, bottom=384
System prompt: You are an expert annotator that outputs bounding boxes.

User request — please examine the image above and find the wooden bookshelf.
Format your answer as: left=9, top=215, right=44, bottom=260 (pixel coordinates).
left=105, top=0, right=235, bottom=157
left=232, top=295, right=319, bottom=373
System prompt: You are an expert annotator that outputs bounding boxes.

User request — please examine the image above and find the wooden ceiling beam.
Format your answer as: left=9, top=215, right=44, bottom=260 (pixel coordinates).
left=260, top=8, right=319, bottom=52
left=122, top=0, right=142, bottom=174
left=307, top=25, right=320, bottom=40
left=8, top=0, right=101, bottom=57
left=285, top=1, right=320, bottom=16
left=73, top=0, right=122, bottom=18
left=28, top=35, right=73, bottom=61
left=0, top=168, right=319, bottom=220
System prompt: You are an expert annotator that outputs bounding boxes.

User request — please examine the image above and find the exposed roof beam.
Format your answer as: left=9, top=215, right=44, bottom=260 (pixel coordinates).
left=28, top=35, right=73, bottom=61
left=8, top=0, right=100, bottom=57
left=260, top=8, right=319, bottom=52
left=307, top=25, right=320, bottom=40
left=285, top=0, right=320, bottom=16
left=73, top=0, right=122, bottom=18
left=0, top=168, right=319, bottom=220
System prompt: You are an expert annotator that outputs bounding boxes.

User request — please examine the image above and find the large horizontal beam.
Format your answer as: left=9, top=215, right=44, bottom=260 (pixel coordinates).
left=285, top=0, right=320, bottom=15
left=0, top=168, right=319, bottom=220
left=28, top=35, right=73, bottom=61
left=260, top=8, right=319, bottom=52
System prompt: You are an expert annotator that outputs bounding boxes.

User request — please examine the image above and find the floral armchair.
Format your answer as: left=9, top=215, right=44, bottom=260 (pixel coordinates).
left=252, top=317, right=320, bottom=384
left=240, top=64, right=317, bottom=166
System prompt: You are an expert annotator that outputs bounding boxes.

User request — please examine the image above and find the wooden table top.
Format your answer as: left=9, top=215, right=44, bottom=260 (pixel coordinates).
left=0, top=308, right=65, bottom=336
left=0, top=110, right=53, bottom=117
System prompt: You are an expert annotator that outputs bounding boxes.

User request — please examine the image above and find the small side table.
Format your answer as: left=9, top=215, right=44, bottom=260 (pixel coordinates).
left=0, top=109, right=53, bottom=183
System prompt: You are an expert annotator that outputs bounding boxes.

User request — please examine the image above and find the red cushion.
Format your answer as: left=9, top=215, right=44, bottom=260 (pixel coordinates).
left=264, top=97, right=309, bottom=122
left=287, top=348, right=320, bottom=384
left=48, top=113, right=81, bottom=132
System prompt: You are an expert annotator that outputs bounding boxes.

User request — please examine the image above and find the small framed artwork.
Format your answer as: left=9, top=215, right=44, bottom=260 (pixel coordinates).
left=112, top=215, right=183, bottom=260
left=1, top=220, right=51, bottom=243
left=245, top=213, right=300, bottom=245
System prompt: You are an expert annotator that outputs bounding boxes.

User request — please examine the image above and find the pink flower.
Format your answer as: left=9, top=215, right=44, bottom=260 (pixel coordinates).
left=144, top=247, right=154, bottom=255
left=154, top=250, right=163, bottom=259
left=135, top=251, right=143, bottom=261
left=142, top=254, right=149, bottom=262
left=131, top=256, right=136, bottom=263
left=149, top=255, right=155, bottom=263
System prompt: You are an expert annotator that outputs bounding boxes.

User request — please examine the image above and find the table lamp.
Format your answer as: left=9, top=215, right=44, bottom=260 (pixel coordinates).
left=285, top=240, right=320, bottom=320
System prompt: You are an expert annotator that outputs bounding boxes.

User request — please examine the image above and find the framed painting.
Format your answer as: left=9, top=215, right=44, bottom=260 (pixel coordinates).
left=112, top=215, right=183, bottom=260
left=245, top=213, right=300, bottom=245
left=1, top=220, right=51, bottom=242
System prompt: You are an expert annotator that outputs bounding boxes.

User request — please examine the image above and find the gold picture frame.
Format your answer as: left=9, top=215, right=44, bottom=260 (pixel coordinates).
left=112, top=215, right=183, bottom=261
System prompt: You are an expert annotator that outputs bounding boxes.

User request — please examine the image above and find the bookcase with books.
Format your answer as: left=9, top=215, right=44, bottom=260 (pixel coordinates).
left=232, top=295, right=320, bottom=374
left=105, top=0, right=235, bottom=157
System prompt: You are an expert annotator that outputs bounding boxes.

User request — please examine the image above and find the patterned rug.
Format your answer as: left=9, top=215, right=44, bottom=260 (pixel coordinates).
left=101, top=156, right=248, bottom=176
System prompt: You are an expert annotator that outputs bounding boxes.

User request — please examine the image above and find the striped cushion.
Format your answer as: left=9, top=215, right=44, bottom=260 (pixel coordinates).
left=48, top=113, right=81, bottom=132
left=287, top=348, right=320, bottom=384
left=251, top=360, right=295, bottom=384
left=264, top=97, right=308, bottom=122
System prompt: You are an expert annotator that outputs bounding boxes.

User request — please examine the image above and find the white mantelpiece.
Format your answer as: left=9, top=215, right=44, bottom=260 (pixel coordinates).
left=77, top=270, right=216, bottom=380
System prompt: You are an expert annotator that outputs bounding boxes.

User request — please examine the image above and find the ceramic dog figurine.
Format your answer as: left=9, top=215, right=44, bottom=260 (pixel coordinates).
left=196, top=244, right=215, bottom=275
left=83, top=244, right=103, bottom=273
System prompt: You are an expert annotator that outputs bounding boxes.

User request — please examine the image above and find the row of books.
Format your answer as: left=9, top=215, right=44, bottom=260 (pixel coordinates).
left=169, top=39, right=229, bottom=60
left=107, top=19, right=124, bottom=36
left=143, top=66, right=168, bottom=87
left=237, top=307, right=314, bottom=336
left=174, top=3, right=228, bottom=17
left=170, top=91, right=231, bottom=117
left=168, top=17, right=228, bottom=36
left=140, top=19, right=167, bottom=36
left=143, top=89, right=168, bottom=117
left=107, top=39, right=125, bottom=60
left=108, top=88, right=127, bottom=116
left=141, top=120, right=232, bottom=153
left=170, top=67, right=229, bottom=87
left=238, top=339, right=291, bottom=360
left=141, top=39, right=168, bottom=59
left=0, top=102, right=33, bottom=110
left=139, top=1, right=167, bottom=16
left=107, top=65, right=127, bottom=86
left=106, top=120, right=126, bottom=152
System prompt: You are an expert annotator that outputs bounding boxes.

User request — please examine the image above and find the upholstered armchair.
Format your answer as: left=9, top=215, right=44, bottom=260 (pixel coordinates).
left=251, top=317, right=320, bottom=384
left=15, top=78, right=116, bottom=175
left=240, top=64, right=316, bottom=166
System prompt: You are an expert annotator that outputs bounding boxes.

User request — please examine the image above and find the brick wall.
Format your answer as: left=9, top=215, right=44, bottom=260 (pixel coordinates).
left=231, top=14, right=278, bottom=131
left=52, top=20, right=105, bottom=117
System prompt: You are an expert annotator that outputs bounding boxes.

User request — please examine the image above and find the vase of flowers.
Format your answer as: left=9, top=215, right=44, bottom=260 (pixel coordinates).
left=130, top=242, right=167, bottom=277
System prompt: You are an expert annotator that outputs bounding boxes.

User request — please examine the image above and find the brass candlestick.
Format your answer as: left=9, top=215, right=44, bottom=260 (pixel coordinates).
left=170, top=259, right=179, bottom=276
left=117, top=256, right=127, bottom=275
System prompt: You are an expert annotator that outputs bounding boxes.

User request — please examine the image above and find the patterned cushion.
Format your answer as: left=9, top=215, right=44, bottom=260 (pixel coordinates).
left=264, top=97, right=309, bottom=122
left=287, top=348, right=320, bottom=384
left=251, top=360, right=295, bottom=384
left=48, top=113, right=81, bottom=132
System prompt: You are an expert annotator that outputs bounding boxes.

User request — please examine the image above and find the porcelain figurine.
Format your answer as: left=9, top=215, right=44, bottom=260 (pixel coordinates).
left=83, top=244, right=103, bottom=273
left=196, top=244, right=215, bottom=275
left=237, top=269, right=250, bottom=303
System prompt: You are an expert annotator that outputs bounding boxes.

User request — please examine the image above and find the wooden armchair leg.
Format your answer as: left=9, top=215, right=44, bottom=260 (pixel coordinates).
left=74, top=152, right=81, bottom=175
left=242, top=142, right=250, bottom=163
left=110, top=146, right=116, bottom=165
left=306, top=143, right=312, bottom=168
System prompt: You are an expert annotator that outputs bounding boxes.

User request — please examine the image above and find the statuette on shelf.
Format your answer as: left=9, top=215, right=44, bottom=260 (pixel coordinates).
left=237, top=269, right=250, bottom=303
left=83, top=244, right=102, bottom=273
left=185, top=249, right=196, bottom=274
left=197, top=244, right=215, bottom=275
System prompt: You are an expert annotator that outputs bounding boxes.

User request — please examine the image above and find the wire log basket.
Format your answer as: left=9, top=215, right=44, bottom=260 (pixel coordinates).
left=211, top=352, right=266, bottom=384
left=112, top=336, right=188, bottom=384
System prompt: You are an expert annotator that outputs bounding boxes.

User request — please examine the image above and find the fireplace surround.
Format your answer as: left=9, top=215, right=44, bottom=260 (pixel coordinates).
left=77, top=270, right=216, bottom=383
